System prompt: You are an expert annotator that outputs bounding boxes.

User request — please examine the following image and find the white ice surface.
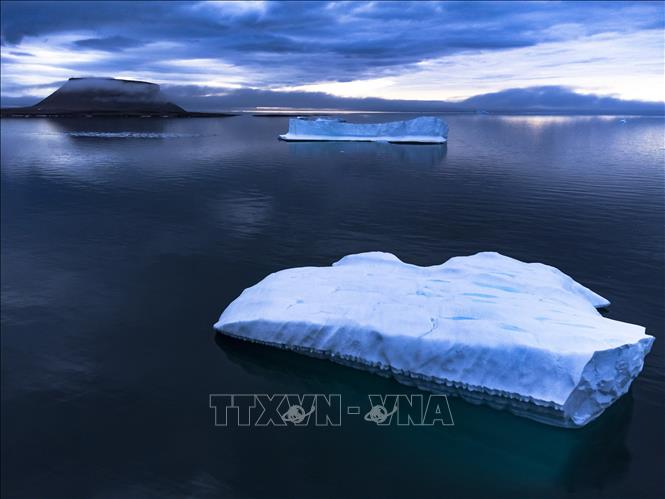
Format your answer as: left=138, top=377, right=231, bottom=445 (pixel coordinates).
left=279, top=116, right=448, bottom=143
left=214, top=252, right=654, bottom=427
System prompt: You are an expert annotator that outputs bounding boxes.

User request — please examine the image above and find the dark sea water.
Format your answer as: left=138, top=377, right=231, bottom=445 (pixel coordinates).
left=1, top=114, right=664, bottom=498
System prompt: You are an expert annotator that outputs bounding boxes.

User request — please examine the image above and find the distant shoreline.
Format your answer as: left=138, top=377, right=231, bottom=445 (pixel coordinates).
left=0, top=108, right=238, bottom=118
left=2, top=108, right=664, bottom=119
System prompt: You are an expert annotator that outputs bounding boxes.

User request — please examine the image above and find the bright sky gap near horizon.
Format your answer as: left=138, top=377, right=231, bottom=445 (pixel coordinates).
left=1, top=1, right=664, bottom=111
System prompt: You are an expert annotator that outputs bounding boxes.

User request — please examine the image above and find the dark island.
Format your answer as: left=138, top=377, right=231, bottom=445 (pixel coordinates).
left=0, top=77, right=236, bottom=118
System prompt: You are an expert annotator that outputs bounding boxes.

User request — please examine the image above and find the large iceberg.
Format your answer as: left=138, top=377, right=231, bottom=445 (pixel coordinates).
left=279, top=116, right=448, bottom=143
left=214, top=252, right=653, bottom=427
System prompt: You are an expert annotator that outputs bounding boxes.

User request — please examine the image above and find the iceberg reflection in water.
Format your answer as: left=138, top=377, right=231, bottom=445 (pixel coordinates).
left=287, top=139, right=447, bottom=166
left=214, top=332, right=634, bottom=495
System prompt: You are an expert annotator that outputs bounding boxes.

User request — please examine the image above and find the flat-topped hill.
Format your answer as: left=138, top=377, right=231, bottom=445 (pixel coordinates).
left=1, top=77, right=234, bottom=117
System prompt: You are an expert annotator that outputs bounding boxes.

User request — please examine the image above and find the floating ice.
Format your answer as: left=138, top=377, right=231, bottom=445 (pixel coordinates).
left=65, top=131, right=200, bottom=139
left=279, top=116, right=448, bottom=144
left=214, top=252, right=653, bottom=428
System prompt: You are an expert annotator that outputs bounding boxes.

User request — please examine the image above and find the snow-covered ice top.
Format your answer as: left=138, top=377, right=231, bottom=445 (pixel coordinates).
left=214, top=252, right=654, bottom=427
left=279, top=116, right=448, bottom=143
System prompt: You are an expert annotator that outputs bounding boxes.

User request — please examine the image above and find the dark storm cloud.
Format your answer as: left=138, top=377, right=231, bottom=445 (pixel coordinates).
left=74, top=36, right=145, bottom=51
left=2, top=1, right=663, bottom=84
left=0, top=2, right=195, bottom=44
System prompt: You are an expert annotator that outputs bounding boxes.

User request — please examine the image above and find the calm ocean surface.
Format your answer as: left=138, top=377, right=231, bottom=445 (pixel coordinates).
left=1, top=114, right=664, bottom=498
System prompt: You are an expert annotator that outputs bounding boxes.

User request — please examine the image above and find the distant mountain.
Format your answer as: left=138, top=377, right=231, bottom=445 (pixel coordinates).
left=3, top=78, right=662, bottom=116
left=1, top=77, right=234, bottom=117
left=460, top=86, right=665, bottom=115
left=34, top=77, right=184, bottom=113
left=162, top=84, right=664, bottom=115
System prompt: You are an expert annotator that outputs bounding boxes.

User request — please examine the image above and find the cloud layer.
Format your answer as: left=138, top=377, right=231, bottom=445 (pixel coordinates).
left=1, top=1, right=664, bottom=110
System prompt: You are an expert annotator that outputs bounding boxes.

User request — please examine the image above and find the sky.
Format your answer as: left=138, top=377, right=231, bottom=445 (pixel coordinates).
left=1, top=1, right=664, bottom=112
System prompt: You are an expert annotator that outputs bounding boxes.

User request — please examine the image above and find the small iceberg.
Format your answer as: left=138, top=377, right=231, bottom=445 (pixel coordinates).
left=214, top=252, right=653, bottom=428
left=279, top=116, right=448, bottom=144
